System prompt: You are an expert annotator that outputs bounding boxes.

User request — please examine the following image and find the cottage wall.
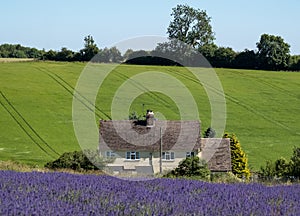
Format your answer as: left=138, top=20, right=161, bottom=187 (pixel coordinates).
left=151, top=152, right=187, bottom=173
left=103, top=150, right=188, bottom=175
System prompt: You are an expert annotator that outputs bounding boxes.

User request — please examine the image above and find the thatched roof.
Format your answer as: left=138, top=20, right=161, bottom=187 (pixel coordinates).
left=99, top=120, right=201, bottom=152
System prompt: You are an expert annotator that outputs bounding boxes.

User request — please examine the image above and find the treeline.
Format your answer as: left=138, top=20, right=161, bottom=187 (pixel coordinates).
left=0, top=44, right=43, bottom=59
left=201, top=34, right=300, bottom=71
left=1, top=34, right=300, bottom=71
left=1, top=4, right=300, bottom=71
left=124, top=35, right=300, bottom=71
left=0, top=35, right=123, bottom=63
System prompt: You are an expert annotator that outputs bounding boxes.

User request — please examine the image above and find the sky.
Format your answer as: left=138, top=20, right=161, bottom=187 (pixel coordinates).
left=1, top=0, right=299, bottom=54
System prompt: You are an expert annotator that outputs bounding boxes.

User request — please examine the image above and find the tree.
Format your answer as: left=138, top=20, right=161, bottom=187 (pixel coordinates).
left=12, top=50, right=27, bottom=58
left=26, top=48, right=43, bottom=59
left=0, top=43, right=43, bottom=59
left=44, top=49, right=58, bottom=61
left=256, top=34, right=290, bottom=70
left=274, top=157, right=291, bottom=178
left=212, top=47, right=236, bottom=68
left=152, top=40, right=196, bottom=66
left=80, top=35, right=99, bottom=61
left=97, top=47, right=110, bottom=63
left=259, top=147, right=300, bottom=181
left=289, top=55, right=300, bottom=71
left=198, top=43, right=218, bottom=62
left=165, top=156, right=210, bottom=180
left=55, top=47, right=74, bottom=61
left=167, top=4, right=215, bottom=49
left=290, top=147, right=300, bottom=178
left=233, top=49, right=258, bottom=69
left=259, top=160, right=276, bottom=180
left=123, top=49, right=134, bottom=61
left=108, top=46, right=123, bottom=63
left=223, top=133, right=250, bottom=179
left=124, top=50, right=152, bottom=65
left=45, top=149, right=110, bottom=171
left=204, top=127, right=216, bottom=138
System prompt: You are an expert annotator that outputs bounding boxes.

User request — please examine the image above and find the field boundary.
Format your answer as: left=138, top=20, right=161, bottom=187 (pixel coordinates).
left=0, top=58, right=35, bottom=63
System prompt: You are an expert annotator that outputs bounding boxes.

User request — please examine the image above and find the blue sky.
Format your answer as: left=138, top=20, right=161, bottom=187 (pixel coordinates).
left=1, top=0, right=299, bottom=54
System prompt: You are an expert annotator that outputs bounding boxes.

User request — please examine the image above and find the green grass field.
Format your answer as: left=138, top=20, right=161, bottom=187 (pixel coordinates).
left=0, top=61, right=299, bottom=170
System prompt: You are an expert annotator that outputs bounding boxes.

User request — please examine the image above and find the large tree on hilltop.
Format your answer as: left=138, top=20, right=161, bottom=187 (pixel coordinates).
left=167, top=4, right=215, bottom=49
left=256, top=34, right=290, bottom=70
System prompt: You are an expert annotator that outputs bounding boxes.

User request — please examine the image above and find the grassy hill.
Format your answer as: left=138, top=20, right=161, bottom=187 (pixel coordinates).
left=0, top=61, right=299, bottom=170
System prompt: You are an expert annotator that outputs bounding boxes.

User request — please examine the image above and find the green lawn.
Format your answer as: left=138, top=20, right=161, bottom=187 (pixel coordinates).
left=0, top=61, right=299, bottom=170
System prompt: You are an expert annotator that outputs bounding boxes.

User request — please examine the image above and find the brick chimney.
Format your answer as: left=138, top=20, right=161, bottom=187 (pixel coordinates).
left=146, top=110, right=155, bottom=127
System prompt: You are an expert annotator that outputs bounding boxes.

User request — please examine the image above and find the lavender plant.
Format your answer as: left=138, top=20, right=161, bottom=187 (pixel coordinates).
left=0, top=171, right=299, bottom=215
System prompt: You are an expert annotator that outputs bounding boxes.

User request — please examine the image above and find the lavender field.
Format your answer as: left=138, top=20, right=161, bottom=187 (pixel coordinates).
left=0, top=171, right=300, bottom=215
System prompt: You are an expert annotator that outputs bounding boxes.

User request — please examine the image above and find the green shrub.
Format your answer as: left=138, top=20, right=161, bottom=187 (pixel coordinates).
left=259, top=160, right=276, bottom=180
left=163, top=156, right=210, bottom=181
left=290, top=147, right=300, bottom=178
left=45, top=150, right=109, bottom=171
left=259, top=157, right=291, bottom=179
left=259, top=147, right=300, bottom=181
left=274, top=157, right=291, bottom=178
left=128, top=111, right=144, bottom=120
left=204, top=127, right=216, bottom=138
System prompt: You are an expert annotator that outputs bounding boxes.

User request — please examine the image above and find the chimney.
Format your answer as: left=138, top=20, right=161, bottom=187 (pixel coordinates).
left=146, top=110, right=155, bottom=127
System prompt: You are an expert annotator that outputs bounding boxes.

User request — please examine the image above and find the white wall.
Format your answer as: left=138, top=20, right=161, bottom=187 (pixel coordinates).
left=105, top=151, right=189, bottom=174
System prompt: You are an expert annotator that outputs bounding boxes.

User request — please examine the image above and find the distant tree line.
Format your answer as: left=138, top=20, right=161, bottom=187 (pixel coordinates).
left=120, top=36, right=300, bottom=71
left=1, top=4, right=300, bottom=71
left=1, top=34, right=299, bottom=71
left=0, top=35, right=123, bottom=63
left=0, top=44, right=43, bottom=59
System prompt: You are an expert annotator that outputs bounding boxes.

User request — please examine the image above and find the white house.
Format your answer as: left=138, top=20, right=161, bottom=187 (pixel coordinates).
left=99, top=110, right=231, bottom=176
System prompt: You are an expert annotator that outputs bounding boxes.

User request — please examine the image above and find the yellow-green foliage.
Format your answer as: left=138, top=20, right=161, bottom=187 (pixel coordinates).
left=223, top=133, right=251, bottom=179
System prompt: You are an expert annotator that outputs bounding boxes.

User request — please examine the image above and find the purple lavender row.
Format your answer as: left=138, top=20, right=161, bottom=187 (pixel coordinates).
left=0, top=171, right=299, bottom=215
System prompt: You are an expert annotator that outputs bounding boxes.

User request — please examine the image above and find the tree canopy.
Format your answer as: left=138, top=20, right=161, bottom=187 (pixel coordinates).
left=80, top=35, right=100, bottom=61
left=167, top=4, right=215, bottom=49
left=257, top=34, right=291, bottom=70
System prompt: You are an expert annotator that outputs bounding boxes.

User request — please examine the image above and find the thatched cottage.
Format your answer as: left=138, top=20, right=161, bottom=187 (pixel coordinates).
left=99, top=110, right=231, bottom=175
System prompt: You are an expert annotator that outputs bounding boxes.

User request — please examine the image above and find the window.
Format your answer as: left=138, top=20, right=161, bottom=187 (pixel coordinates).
left=106, top=151, right=115, bottom=158
left=126, top=151, right=140, bottom=160
left=186, top=152, right=195, bottom=158
left=162, top=152, right=175, bottom=161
